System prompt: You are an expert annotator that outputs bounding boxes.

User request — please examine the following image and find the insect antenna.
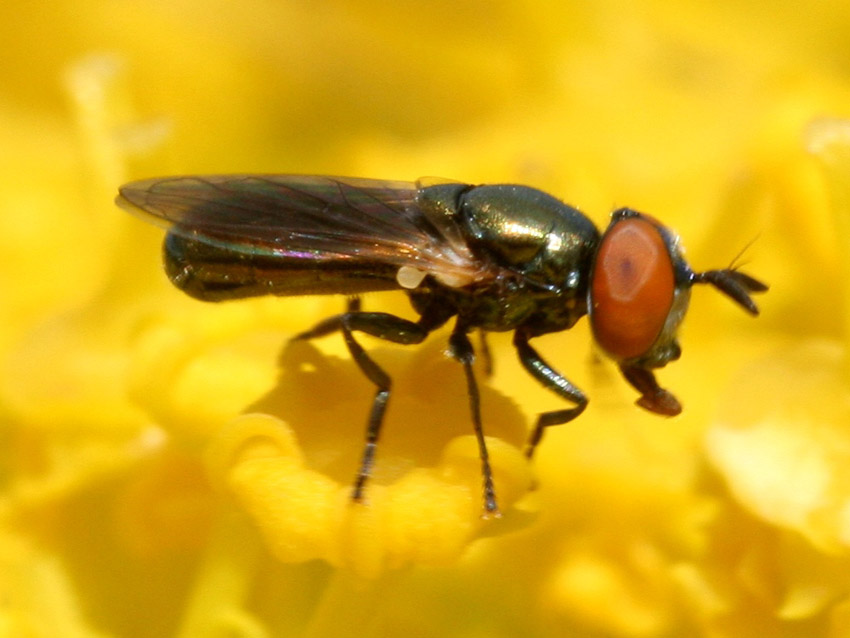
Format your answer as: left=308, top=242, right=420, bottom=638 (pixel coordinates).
left=691, top=268, right=768, bottom=315
left=691, top=235, right=768, bottom=315
left=726, top=234, right=760, bottom=271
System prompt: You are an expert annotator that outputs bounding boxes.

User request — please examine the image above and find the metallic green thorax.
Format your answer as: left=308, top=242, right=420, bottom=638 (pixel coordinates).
left=409, top=184, right=600, bottom=335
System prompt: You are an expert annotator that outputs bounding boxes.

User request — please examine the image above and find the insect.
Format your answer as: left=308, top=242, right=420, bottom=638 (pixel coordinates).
left=117, top=175, right=767, bottom=517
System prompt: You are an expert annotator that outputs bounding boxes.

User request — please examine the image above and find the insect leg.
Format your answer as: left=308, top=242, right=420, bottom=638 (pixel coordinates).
left=295, top=311, right=429, bottom=504
left=477, top=329, right=493, bottom=377
left=448, top=325, right=500, bottom=518
left=513, top=330, right=587, bottom=460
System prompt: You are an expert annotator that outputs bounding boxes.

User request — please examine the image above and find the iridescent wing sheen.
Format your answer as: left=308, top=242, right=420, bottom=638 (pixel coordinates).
left=117, top=174, right=491, bottom=289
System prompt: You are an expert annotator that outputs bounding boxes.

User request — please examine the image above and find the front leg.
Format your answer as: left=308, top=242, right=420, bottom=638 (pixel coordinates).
left=513, top=329, right=588, bottom=459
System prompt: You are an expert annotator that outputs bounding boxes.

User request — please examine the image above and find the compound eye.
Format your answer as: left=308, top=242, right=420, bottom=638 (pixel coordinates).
left=590, top=216, right=676, bottom=360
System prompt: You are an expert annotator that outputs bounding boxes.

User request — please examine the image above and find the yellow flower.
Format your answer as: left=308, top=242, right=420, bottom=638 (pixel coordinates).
left=2, top=1, right=850, bottom=636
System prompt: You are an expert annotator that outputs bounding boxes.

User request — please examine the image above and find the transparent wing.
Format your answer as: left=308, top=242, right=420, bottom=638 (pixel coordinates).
left=117, top=174, right=489, bottom=288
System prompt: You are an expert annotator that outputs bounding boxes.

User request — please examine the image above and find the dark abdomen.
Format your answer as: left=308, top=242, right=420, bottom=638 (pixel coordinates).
left=163, top=232, right=401, bottom=301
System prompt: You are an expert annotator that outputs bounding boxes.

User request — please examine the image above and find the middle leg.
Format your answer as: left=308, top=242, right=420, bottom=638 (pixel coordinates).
left=449, top=323, right=500, bottom=518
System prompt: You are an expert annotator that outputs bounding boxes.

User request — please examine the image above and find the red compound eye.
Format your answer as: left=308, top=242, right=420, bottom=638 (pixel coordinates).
left=590, top=215, right=675, bottom=360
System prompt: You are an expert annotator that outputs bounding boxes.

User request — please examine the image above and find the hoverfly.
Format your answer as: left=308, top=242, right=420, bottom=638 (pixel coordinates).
left=117, top=175, right=767, bottom=517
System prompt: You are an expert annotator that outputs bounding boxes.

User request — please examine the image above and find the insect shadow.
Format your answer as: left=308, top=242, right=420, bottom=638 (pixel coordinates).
left=247, top=334, right=528, bottom=502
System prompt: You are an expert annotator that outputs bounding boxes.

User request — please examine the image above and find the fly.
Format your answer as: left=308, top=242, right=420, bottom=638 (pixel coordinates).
left=116, top=175, right=768, bottom=518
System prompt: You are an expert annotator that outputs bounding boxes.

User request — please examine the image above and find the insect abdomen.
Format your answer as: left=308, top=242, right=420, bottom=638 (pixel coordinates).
left=163, top=232, right=402, bottom=301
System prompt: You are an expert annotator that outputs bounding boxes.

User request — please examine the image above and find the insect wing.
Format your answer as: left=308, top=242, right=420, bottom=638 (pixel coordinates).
left=117, top=175, right=488, bottom=288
